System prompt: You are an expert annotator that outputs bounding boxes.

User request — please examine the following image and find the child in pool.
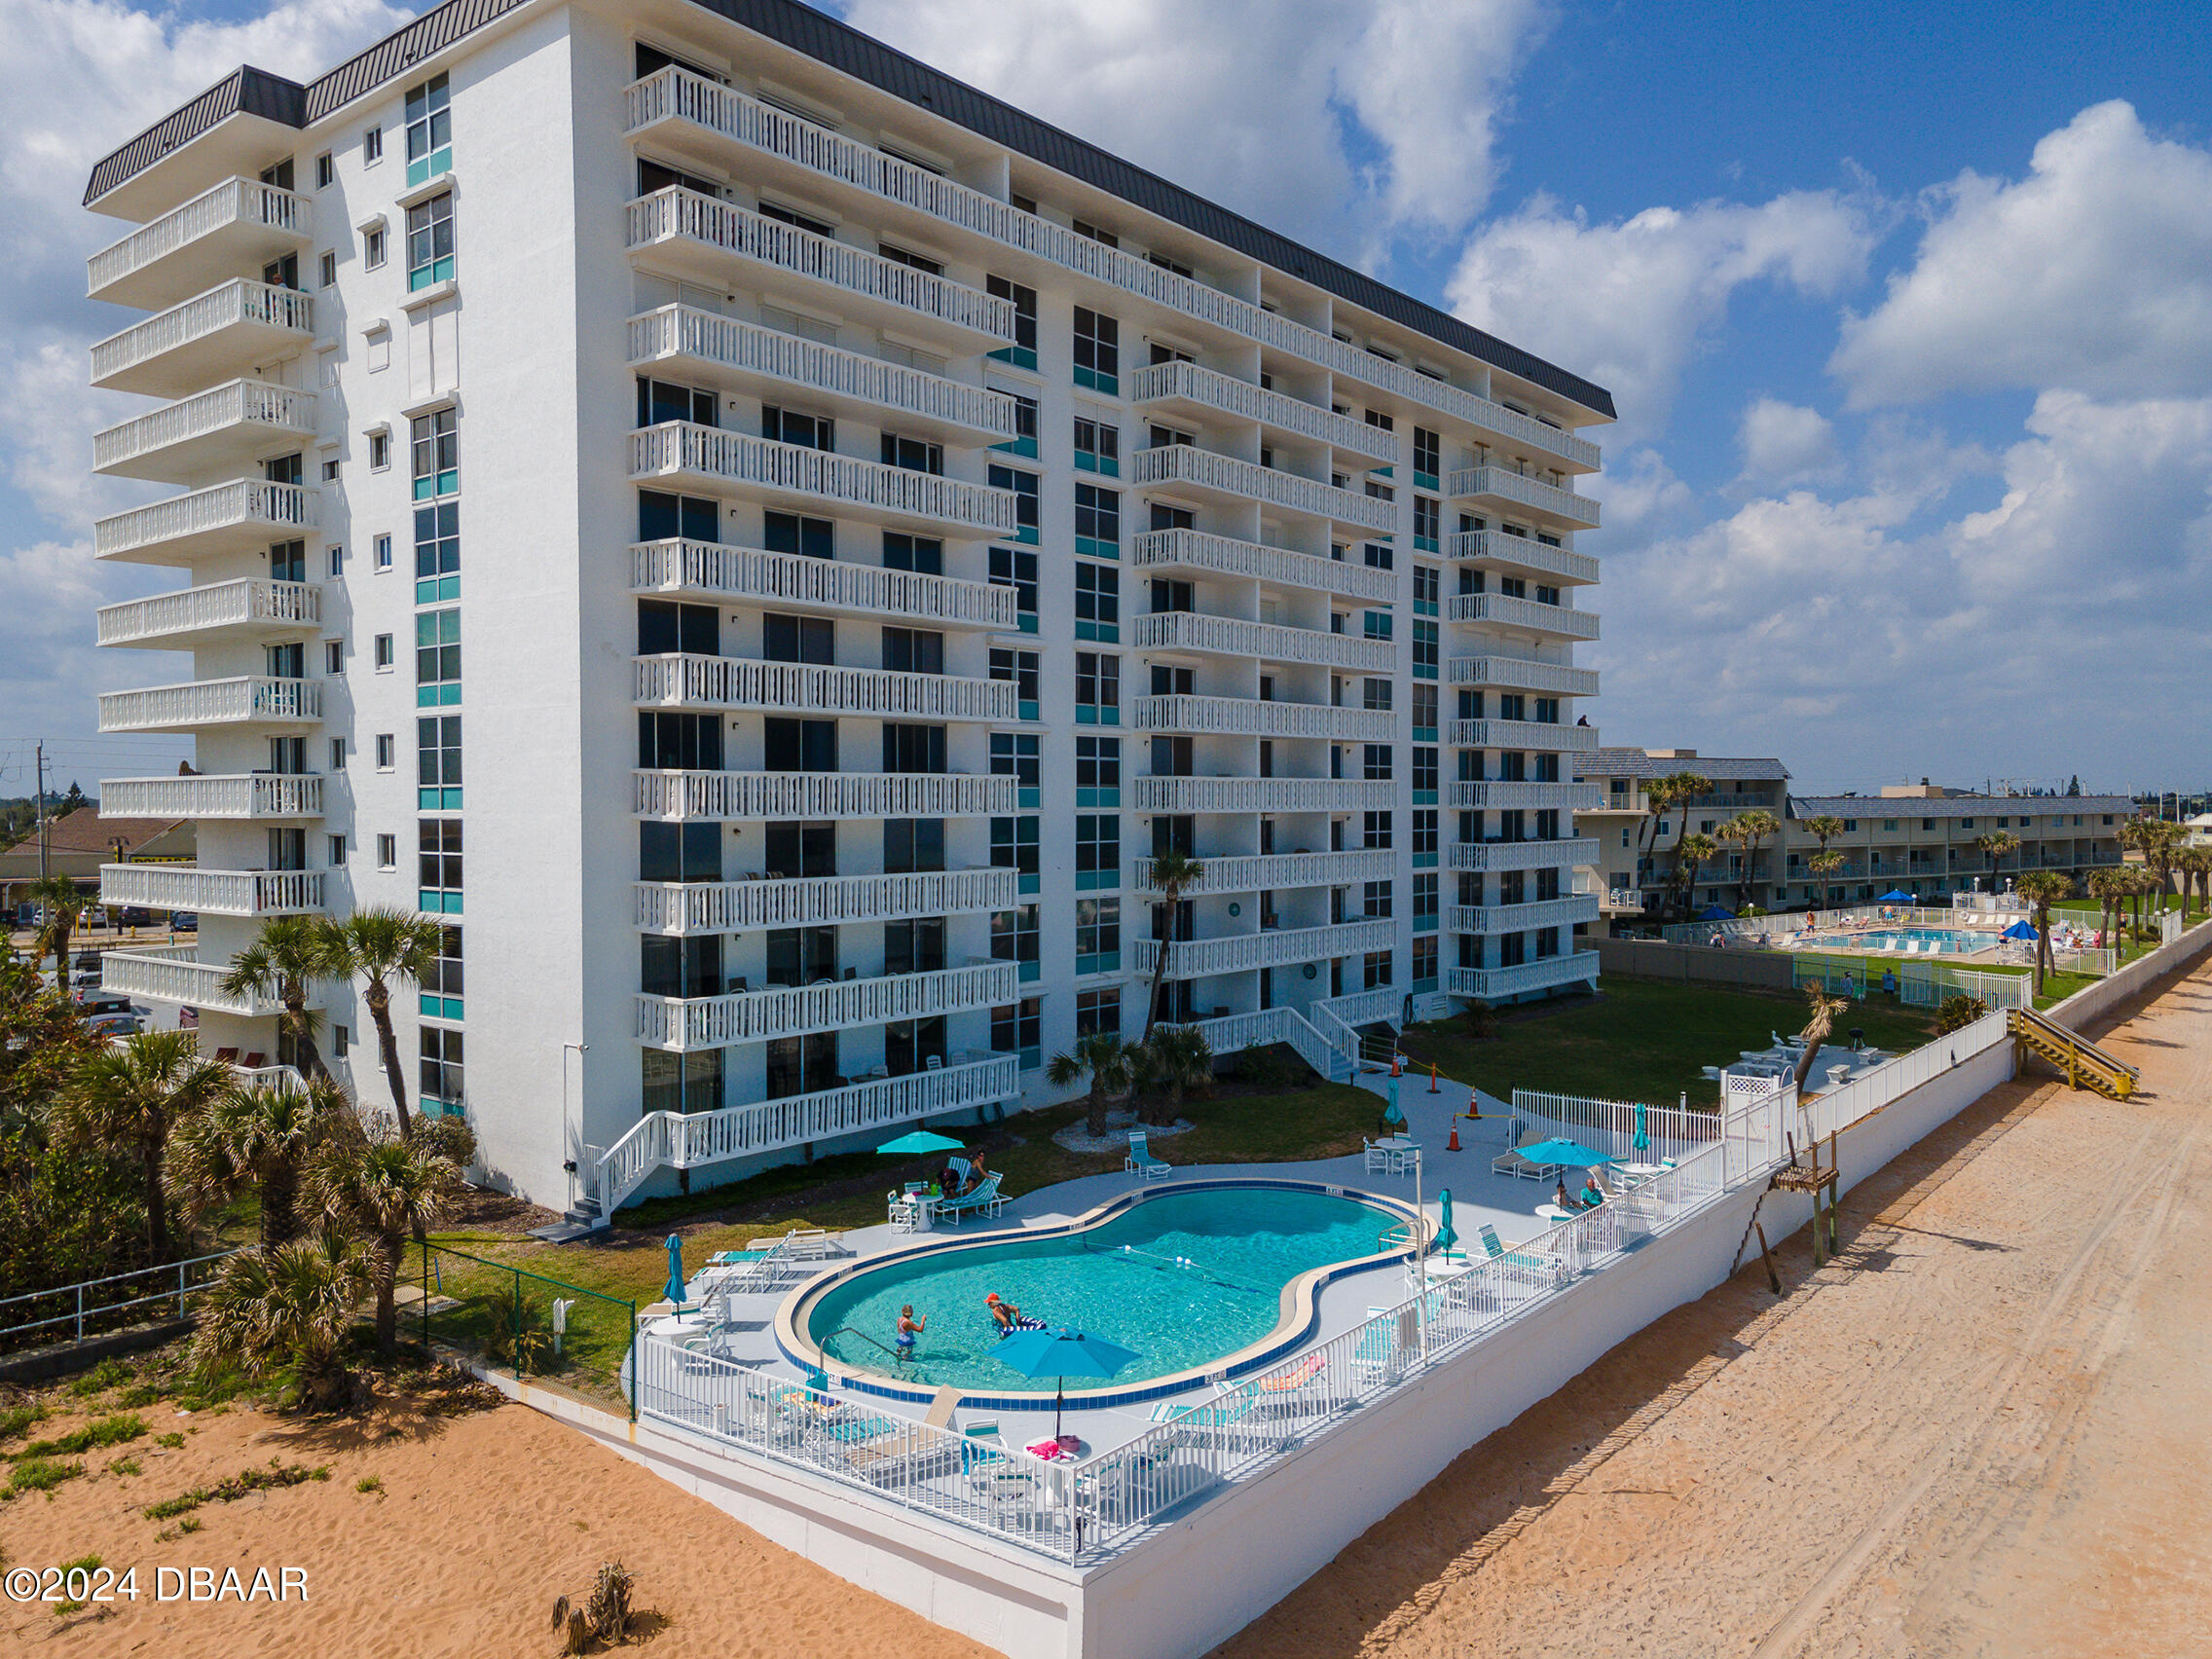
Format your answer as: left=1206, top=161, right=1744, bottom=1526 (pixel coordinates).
left=896, top=1305, right=926, bottom=1360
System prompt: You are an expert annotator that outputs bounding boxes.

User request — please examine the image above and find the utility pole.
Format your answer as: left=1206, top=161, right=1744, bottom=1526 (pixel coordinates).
left=34, top=741, right=50, bottom=879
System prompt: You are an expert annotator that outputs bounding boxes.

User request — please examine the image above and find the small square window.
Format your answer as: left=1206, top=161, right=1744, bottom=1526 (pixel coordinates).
left=369, top=431, right=389, bottom=469
left=363, top=128, right=383, bottom=165
left=376, top=733, right=395, bottom=770
left=364, top=225, right=387, bottom=269
left=326, top=544, right=344, bottom=576
left=324, top=640, right=345, bottom=675
left=374, top=534, right=393, bottom=571
left=327, top=833, right=348, bottom=865
left=374, top=633, right=394, bottom=670
left=377, top=833, right=397, bottom=869
left=329, top=737, right=348, bottom=771
left=318, top=251, right=337, bottom=287
left=321, top=459, right=340, bottom=483
left=314, top=152, right=334, bottom=189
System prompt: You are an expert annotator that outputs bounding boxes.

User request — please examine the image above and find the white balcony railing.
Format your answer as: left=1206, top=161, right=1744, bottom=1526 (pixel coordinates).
left=633, top=653, right=1015, bottom=720
left=100, top=865, right=325, bottom=917
left=636, top=961, right=1017, bottom=1051
left=630, top=539, right=1016, bottom=628
left=1445, top=530, right=1600, bottom=585
left=99, top=677, right=321, bottom=733
left=630, top=305, right=1016, bottom=436
left=95, top=577, right=319, bottom=647
left=1130, top=444, right=1396, bottom=530
left=636, top=867, right=1016, bottom=934
left=93, top=381, right=316, bottom=479
left=1446, top=895, right=1601, bottom=934
left=87, top=177, right=312, bottom=301
left=1128, top=528, right=1397, bottom=604
left=1130, top=775, right=1394, bottom=814
left=1445, top=781, right=1602, bottom=812
left=1131, top=918, right=1396, bottom=979
left=1447, top=953, right=1600, bottom=1000
left=1128, top=848, right=1394, bottom=895
left=99, top=773, right=322, bottom=820
left=623, top=67, right=1602, bottom=470
left=1446, top=655, right=1602, bottom=697
left=1130, top=609, right=1393, bottom=672
left=1448, top=837, right=1600, bottom=873
left=633, top=423, right=1015, bottom=534
left=635, top=770, right=1014, bottom=821
left=1445, top=591, right=1600, bottom=641
left=1448, top=465, right=1602, bottom=529
left=89, top=279, right=314, bottom=395
left=99, top=945, right=287, bottom=1015
left=626, top=188, right=1016, bottom=344
left=1127, top=360, right=1397, bottom=461
left=1446, top=719, right=1599, bottom=753
left=93, top=479, right=317, bottom=564
left=1130, top=694, right=1391, bottom=742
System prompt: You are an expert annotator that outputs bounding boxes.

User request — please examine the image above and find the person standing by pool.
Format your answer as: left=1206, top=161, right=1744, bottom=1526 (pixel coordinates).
left=896, top=1305, right=927, bottom=1361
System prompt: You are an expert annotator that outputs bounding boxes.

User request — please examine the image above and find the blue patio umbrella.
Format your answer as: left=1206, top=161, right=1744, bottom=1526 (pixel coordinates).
left=1517, top=1136, right=1612, bottom=1168
left=1434, top=1189, right=1458, bottom=1253
left=1633, top=1103, right=1650, bottom=1154
left=1698, top=903, right=1736, bottom=921
left=663, top=1234, right=687, bottom=1307
left=1382, top=1073, right=1405, bottom=1127
left=1878, top=889, right=1913, bottom=903
left=876, top=1129, right=965, bottom=1157
left=2001, top=919, right=2038, bottom=941
left=994, top=1326, right=1143, bottom=1439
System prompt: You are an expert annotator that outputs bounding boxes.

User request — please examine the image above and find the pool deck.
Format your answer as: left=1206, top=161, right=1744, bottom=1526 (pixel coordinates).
left=649, top=1067, right=1568, bottom=1458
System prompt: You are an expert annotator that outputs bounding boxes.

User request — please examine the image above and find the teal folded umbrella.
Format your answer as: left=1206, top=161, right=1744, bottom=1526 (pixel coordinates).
left=1633, top=1103, right=1650, bottom=1153
left=663, top=1234, right=686, bottom=1306
left=1434, top=1189, right=1458, bottom=1253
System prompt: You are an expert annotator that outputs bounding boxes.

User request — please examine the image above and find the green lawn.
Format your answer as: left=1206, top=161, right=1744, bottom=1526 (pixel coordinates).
left=1397, top=977, right=1940, bottom=1110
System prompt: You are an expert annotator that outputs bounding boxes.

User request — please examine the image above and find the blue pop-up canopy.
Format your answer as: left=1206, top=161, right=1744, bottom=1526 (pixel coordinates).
left=1698, top=903, right=1736, bottom=920
left=1878, top=889, right=1913, bottom=902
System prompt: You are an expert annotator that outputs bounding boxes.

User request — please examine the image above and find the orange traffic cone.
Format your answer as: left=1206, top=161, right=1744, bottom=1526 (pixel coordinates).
left=1389, top=1052, right=1402, bottom=1078
left=1447, top=1123, right=1461, bottom=1152
left=1428, top=1062, right=1441, bottom=1094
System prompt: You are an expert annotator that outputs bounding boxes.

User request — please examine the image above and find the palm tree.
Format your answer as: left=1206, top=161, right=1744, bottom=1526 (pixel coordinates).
left=1136, top=1025, right=1213, bottom=1126
left=1676, top=832, right=1720, bottom=920
left=1046, top=1031, right=1136, bottom=1139
left=26, top=874, right=88, bottom=987
left=191, top=1229, right=374, bottom=1412
left=1796, top=813, right=1847, bottom=908
left=320, top=907, right=449, bottom=1140
left=50, top=1029, right=232, bottom=1259
left=167, top=1078, right=349, bottom=1248
left=2179, top=846, right=2212, bottom=916
left=2015, top=870, right=2073, bottom=997
left=2085, top=865, right=2129, bottom=948
left=1136, top=850, right=1203, bottom=1046
left=1806, top=849, right=1846, bottom=907
left=1972, top=830, right=2019, bottom=894
left=1792, top=985, right=1849, bottom=1093
left=218, top=916, right=337, bottom=1082
left=1640, top=770, right=1712, bottom=918
left=2138, top=818, right=2185, bottom=917
left=310, top=1127, right=458, bottom=1354
left=1717, top=809, right=1782, bottom=912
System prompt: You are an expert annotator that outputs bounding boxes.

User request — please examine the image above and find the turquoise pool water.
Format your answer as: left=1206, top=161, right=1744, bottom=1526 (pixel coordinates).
left=1824, top=928, right=1993, bottom=954
left=803, top=1186, right=1398, bottom=1392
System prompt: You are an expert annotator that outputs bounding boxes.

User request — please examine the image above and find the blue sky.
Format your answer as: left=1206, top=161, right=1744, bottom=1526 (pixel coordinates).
left=3, top=0, right=2208, bottom=800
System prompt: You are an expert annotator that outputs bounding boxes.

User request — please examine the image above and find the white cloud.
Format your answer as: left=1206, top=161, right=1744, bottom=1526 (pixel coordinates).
left=833, top=0, right=1553, bottom=249
left=1734, top=397, right=1841, bottom=490
left=1831, top=101, right=2212, bottom=408
left=1447, top=190, right=1878, bottom=439
left=1598, top=445, right=1695, bottom=533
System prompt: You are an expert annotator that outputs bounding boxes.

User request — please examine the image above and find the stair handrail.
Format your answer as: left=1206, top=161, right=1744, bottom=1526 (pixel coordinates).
left=2009, top=1006, right=2139, bottom=1082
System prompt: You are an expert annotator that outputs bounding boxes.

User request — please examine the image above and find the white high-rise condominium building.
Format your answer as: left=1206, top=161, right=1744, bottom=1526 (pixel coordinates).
left=86, top=0, right=1611, bottom=1218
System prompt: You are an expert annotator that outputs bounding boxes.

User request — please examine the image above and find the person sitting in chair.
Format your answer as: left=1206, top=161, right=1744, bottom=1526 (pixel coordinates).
left=1554, top=1179, right=1586, bottom=1213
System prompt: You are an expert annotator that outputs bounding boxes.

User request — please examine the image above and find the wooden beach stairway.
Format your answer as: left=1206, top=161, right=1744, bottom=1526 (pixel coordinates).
left=2008, top=1007, right=2140, bottom=1100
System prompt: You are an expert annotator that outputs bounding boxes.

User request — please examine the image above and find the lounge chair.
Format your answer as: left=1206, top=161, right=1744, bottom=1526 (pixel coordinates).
left=213, top=1047, right=240, bottom=1065
left=1258, top=1352, right=1327, bottom=1393
left=936, top=1170, right=1005, bottom=1223
left=1492, top=1123, right=1564, bottom=1182
left=1124, top=1130, right=1172, bottom=1181
left=1477, top=1223, right=1560, bottom=1287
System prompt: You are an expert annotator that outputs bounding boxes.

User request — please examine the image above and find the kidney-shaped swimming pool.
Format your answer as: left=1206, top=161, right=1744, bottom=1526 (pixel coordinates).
left=787, top=1184, right=1406, bottom=1399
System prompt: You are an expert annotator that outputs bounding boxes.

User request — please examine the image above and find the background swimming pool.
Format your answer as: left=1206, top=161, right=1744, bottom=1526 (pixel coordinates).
left=804, top=1186, right=1397, bottom=1392
left=1821, top=927, right=1995, bottom=954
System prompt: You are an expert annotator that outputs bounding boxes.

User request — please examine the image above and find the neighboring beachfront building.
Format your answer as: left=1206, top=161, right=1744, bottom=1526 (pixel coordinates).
left=0, top=806, right=195, bottom=916
left=81, top=0, right=1612, bottom=1214
left=1783, top=787, right=2133, bottom=903
left=1571, top=747, right=1791, bottom=918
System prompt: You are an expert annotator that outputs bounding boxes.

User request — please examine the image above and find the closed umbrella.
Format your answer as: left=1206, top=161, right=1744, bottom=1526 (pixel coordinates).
left=1434, top=1189, right=1458, bottom=1253
left=993, top=1326, right=1143, bottom=1440
left=1633, top=1103, right=1650, bottom=1154
left=663, top=1234, right=687, bottom=1307
left=1382, top=1073, right=1405, bottom=1128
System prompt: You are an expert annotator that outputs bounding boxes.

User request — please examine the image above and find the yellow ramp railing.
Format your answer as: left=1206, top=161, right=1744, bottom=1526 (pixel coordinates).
left=2008, top=1007, right=2139, bottom=1100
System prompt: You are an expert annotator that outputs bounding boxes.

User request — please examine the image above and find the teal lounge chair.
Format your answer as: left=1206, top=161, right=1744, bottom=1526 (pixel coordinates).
left=1477, top=1222, right=1562, bottom=1287
left=1124, top=1130, right=1172, bottom=1180
left=937, top=1170, right=1005, bottom=1223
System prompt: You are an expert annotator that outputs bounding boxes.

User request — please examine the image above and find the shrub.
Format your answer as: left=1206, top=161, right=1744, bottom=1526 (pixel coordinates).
left=1936, top=994, right=1988, bottom=1034
left=1458, top=1000, right=1499, bottom=1042
left=1229, top=1044, right=1298, bottom=1089
left=413, top=1113, right=479, bottom=1169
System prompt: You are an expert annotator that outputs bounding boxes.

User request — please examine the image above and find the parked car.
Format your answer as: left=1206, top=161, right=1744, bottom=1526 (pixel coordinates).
left=171, top=912, right=198, bottom=933
left=86, top=1012, right=142, bottom=1039
left=76, top=993, right=134, bottom=1018
left=82, top=906, right=110, bottom=931
left=119, top=906, right=154, bottom=928
left=75, top=949, right=102, bottom=972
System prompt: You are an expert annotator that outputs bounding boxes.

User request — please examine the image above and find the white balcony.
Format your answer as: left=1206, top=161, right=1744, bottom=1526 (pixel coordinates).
left=1446, top=530, right=1599, bottom=586
left=1447, top=953, right=1599, bottom=1000
left=1129, top=848, right=1394, bottom=895
left=637, top=867, right=1014, bottom=935
left=636, top=769, right=1014, bottom=821
left=1130, top=694, right=1391, bottom=742
left=99, top=773, right=322, bottom=821
left=631, top=539, right=1015, bottom=629
left=87, top=178, right=313, bottom=310
left=95, top=577, right=318, bottom=648
left=100, top=864, right=324, bottom=917
left=625, top=188, right=1016, bottom=348
left=93, top=479, right=316, bottom=567
left=1448, top=837, right=1600, bottom=873
left=630, top=305, right=1015, bottom=440
left=100, top=945, right=288, bottom=1015
left=1446, top=895, right=1601, bottom=934
left=1445, top=592, right=1600, bottom=642
left=1448, top=465, right=1602, bottom=531
left=633, top=653, right=1015, bottom=720
left=1445, top=781, right=1603, bottom=812
left=89, top=279, right=314, bottom=399
left=99, top=676, right=320, bottom=734
left=1130, top=775, right=1394, bottom=814
left=1131, top=918, right=1395, bottom=979
left=1128, top=360, right=1397, bottom=462
left=93, top=381, right=317, bottom=483
left=1129, top=528, right=1396, bottom=604
left=1446, top=719, right=1599, bottom=753
left=637, top=960, right=1017, bottom=1051
left=623, top=67, right=1603, bottom=470
left=1446, top=655, right=1602, bottom=697
left=1130, top=444, right=1397, bottom=531
left=1130, top=609, right=1393, bottom=673
left=633, top=423, right=1015, bottom=535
